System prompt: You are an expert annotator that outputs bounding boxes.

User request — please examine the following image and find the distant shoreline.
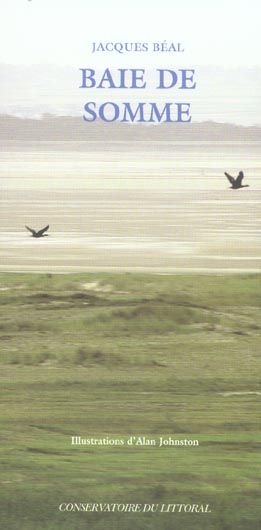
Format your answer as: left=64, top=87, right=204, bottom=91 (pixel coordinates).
left=1, top=116, right=261, bottom=142
left=0, top=267, right=260, bottom=274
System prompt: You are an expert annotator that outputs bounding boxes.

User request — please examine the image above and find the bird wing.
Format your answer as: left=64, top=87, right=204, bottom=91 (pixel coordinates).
left=37, top=225, right=49, bottom=236
left=235, top=172, right=244, bottom=185
left=224, top=172, right=235, bottom=185
left=25, top=225, right=36, bottom=236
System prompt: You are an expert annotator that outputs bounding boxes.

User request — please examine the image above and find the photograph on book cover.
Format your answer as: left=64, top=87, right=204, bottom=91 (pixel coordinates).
left=0, top=1, right=260, bottom=529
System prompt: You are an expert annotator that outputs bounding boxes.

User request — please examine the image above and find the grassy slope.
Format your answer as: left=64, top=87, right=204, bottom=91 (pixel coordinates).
left=0, top=273, right=260, bottom=529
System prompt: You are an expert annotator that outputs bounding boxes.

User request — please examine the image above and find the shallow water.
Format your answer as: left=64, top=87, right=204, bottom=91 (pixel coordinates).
left=0, top=142, right=260, bottom=272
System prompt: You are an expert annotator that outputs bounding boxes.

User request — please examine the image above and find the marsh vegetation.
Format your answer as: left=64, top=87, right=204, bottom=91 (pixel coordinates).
left=0, top=273, right=260, bottom=529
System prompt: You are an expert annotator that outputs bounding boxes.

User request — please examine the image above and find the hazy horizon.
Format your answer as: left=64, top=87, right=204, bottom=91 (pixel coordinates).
left=1, top=0, right=261, bottom=126
left=1, top=64, right=261, bottom=126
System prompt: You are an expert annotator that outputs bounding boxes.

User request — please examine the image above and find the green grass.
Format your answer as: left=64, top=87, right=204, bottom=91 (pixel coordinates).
left=0, top=273, right=260, bottom=529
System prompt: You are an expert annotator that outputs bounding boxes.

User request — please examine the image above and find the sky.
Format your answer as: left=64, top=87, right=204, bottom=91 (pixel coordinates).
left=0, top=0, right=260, bottom=124
left=0, top=0, right=260, bottom=67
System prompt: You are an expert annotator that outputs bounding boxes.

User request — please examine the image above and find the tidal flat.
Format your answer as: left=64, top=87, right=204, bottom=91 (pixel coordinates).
left=0, top=272, right=260, bottom=529
left=1, top=141, right=261, bottom=273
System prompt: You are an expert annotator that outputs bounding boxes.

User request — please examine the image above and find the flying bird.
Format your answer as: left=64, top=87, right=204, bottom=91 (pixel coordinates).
left=25, top=225, right=50, bottom=238
left=224, top=171, right=249, bottom=189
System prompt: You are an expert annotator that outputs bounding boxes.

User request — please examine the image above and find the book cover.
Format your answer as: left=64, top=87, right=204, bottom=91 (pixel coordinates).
left=0, top=1, right=260, bottom=529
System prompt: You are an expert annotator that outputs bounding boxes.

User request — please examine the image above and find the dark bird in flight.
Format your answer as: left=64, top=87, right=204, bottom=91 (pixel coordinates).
left=25, top=225, right=49, bottom=238
left=224, top=171, right=249, bottom=189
